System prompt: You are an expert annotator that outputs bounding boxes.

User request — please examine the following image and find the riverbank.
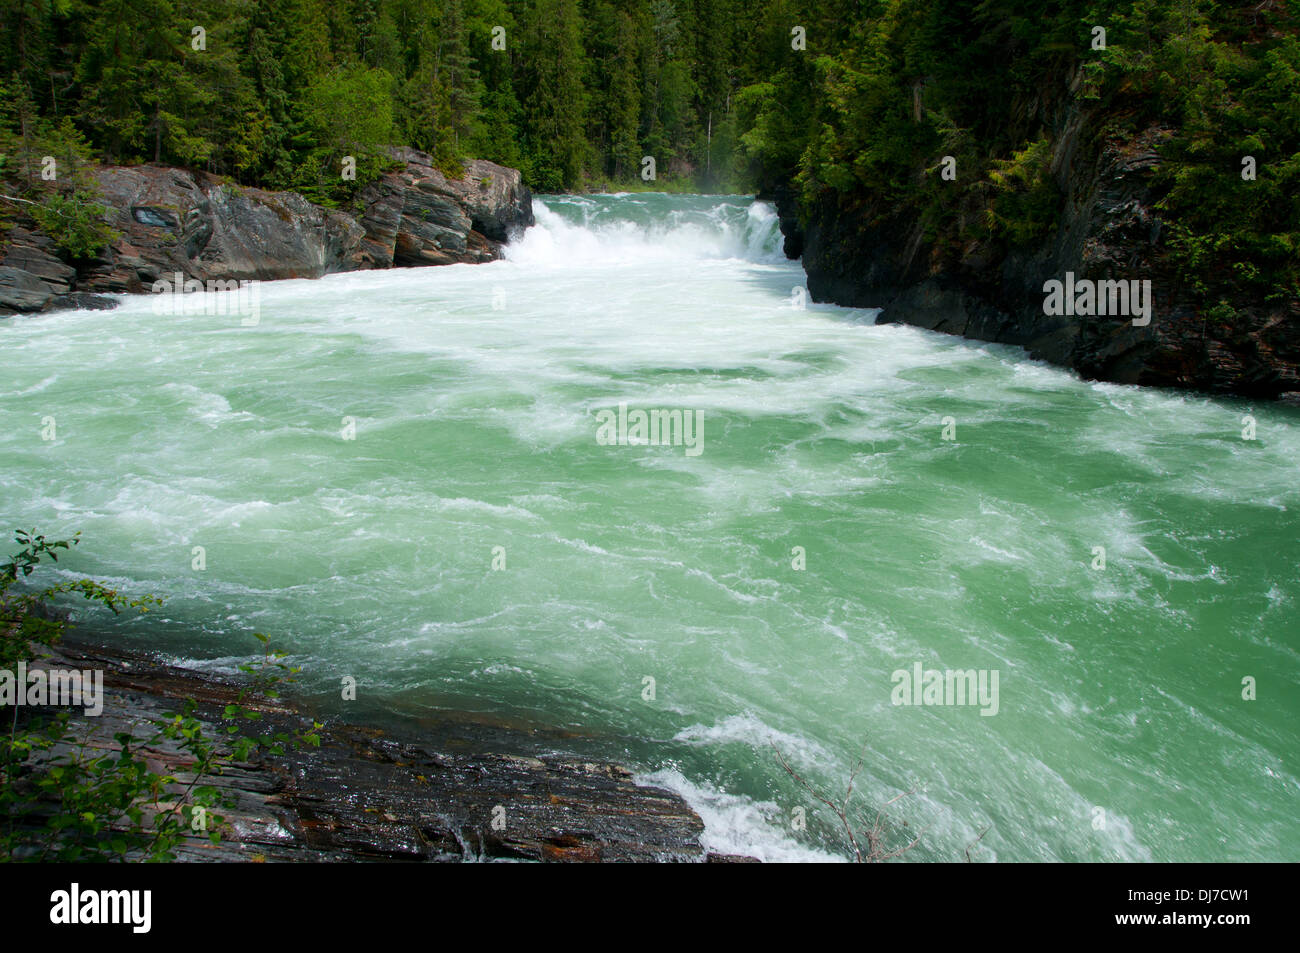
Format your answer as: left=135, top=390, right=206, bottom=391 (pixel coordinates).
left=22, top=634, right=746, bottom=863
left=767, top=157, right=1300, bottom=405
left=761, top=44, right=1299, bottom=406
left=0, top=149, right=533, bottom=316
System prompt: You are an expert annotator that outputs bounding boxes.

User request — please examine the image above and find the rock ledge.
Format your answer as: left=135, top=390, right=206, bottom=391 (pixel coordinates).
left=0, top=150, right=534, bottom=315
left=18, top=638, right=746, bottom=863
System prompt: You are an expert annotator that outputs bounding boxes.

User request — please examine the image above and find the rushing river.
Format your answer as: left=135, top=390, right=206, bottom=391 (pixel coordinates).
left=1, top=193, right=1297, bottom=862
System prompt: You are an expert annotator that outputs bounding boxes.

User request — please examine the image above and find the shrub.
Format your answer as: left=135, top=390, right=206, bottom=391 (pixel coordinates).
left=29, top=189, right=119, bottom=259
left=0, top=530, right=318, bottom=861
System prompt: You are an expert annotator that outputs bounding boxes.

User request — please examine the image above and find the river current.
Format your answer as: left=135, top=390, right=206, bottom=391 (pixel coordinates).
left=2, top=193, right=1296, bottom=861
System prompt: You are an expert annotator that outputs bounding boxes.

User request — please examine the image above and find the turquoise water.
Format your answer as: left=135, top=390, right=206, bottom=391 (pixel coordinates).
left=1, top=193, right=1297, bottom=861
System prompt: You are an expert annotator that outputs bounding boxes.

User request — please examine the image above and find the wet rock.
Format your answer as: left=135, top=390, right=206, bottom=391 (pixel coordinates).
left=78, top=165, right=367, bottom=291
left=49, top=292, right=119, bottom=312
left=19, top=640, right=734, bottom=864
left=760, top=183, right=804, bottom=260
left=356, top=149, right=533, bottom=267
left=0, top=265, right=53, bottom=313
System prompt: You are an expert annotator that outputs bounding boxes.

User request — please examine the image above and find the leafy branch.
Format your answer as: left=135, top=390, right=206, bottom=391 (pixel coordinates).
left=1, top=529, right=318, bottom=862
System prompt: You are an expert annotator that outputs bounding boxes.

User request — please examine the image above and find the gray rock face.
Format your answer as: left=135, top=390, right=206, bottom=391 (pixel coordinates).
left=3, top=228, right=76, bottom=293
left=356, top=150, right=533, bottom=268
left=0, top=265, right=54, bottom=312
left=66, top=166, right=368, bottom=292
left=0, top=150, right=534, bottom=315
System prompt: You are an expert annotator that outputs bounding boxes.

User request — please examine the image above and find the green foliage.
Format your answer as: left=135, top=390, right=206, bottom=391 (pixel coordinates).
left=985, top=138, right=1059, bottom=246
left=293, top=62, right=398, bottom=203
left=734, top=0, right=1297, bottom=313
left=0, top=0, right=768, bottom=192
left=0, top=0, right=1294, bottom=310
left=305, top=65, right=397, bottom=157
left=28, top=189, right=118, bottom=258
left=1, top=530, right=318, bottom=862
left=0, top=82, right=120, bottom=258
left=0, top=531, right=157, bottom=669
left=1084, top=1, right=1300, bottom=305
left=519, top=0, right=590, bottom=191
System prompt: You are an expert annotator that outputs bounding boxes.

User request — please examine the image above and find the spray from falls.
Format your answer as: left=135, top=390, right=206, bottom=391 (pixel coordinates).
left=504, top=194, right=787, bottom=267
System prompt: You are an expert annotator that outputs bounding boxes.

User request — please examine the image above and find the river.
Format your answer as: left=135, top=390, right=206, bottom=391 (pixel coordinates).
left=1, top=193, right=1296, bottom=862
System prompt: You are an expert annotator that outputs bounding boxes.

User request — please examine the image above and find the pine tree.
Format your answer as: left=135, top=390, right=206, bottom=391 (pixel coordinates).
left=520, top=0, right=589, bottom=190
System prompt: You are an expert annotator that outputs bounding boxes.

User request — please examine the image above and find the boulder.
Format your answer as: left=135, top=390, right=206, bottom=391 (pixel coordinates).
left=0, top=265, right=53, bottom=313
left=49, top=291, right=119, bottom=311
left=78, top=165, right=368, bottom=292
left=2, top=228, right=76, bottom=293
left=357, top=149, right=534, bottom=267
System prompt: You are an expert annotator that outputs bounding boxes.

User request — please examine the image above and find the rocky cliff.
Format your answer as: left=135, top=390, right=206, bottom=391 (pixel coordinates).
left=0, top=150, right=533, bottom=314
left=772, top=80, right=1300, bottom=402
